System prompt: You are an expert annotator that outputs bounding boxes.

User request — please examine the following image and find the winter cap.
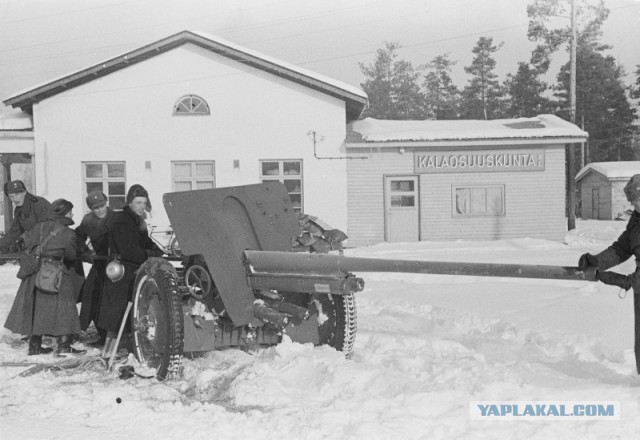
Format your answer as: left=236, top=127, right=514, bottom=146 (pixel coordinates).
left=86, top=191, right=108, bottom=209
left=126, top=184, right=151, bottom=211
left=3, top=180, right=26, bottom=196
left=624, top=174, right=640, bottom=203
left=51, top=198, right=73, bottom=216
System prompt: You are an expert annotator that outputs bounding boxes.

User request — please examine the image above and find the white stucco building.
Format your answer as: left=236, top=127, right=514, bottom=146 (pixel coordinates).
left=2, top=30, right=367, bottom=232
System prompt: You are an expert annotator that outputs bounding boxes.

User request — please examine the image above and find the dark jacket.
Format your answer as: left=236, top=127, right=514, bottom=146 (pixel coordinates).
left=594, top=211, right=640, bottom=275
left=3, top=213, right=80, bottom=336
left=0, top=193, right=50, bottom=252
left=75, top=208, right=115, bottom=262
left=96, top=206, right=162, bottom=332
left=76, top=208, right=115, bottom=331
left=594, top=210, right=640, bottom=372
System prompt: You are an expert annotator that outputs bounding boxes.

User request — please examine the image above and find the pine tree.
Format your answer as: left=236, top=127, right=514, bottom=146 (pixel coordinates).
left=556, top=42, right=637, bottom=161
left=504, top=62, right=553, bottom=118
left=359, top=42, right=425, bottom=120
left=421, top=53, right=460, bottom=119
left=632, top=64, right=640, bottom=100
left=527, top=0, right=609, bottom=74
left=460, top=36, right=505, bottom=120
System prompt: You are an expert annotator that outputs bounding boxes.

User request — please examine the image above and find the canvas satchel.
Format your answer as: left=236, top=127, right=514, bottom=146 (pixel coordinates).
left=29, top=223, right=65, bottom=294
left=35, top=258, right=64, bottom=294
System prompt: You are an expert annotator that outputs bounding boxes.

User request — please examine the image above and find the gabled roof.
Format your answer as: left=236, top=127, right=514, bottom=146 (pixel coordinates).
left=347, top=114, right=588, bottom=147
left=575, top=161, right=640, bottom=182
left=3, top=30, right=368, bottom=121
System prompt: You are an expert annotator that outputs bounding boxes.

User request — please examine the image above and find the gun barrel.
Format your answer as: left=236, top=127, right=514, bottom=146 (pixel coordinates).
left=244, top=250, right=597, bottom=282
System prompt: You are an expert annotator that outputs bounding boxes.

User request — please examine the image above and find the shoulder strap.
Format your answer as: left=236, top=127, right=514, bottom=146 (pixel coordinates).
left=39, top=222, right=62, bottom=251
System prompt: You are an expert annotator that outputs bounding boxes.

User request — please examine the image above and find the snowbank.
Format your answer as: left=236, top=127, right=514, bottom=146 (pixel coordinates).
left=0, top=220, right=638, bottom=440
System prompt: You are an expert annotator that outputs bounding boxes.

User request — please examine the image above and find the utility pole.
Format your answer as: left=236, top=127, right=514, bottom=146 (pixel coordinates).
left=567, top=0, right=577, bottom=230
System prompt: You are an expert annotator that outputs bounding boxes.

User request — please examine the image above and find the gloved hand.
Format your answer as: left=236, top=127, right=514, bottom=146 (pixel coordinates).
left=578, top=253, right=598, bottom=271
left=597, top=271, right=631, bottom=290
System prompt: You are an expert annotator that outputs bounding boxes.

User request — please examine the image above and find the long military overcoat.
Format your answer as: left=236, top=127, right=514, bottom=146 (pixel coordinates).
left=3, top=213, right=80, bottom=336
left=76, top=208, right=115, bottom=331
left=96, top=206, right=162, bottom=332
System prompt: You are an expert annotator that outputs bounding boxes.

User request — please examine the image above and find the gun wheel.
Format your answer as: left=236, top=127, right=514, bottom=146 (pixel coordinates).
left=131, top=269, right=184, bottom=380
left=315, top=293, right=357, bottom=359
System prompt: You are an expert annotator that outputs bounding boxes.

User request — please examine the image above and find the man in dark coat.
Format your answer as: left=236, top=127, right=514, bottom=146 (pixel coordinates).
left=76, top=191, right=115, bottom=347
left=97, top=184, right=163, bottom=356
left=4, top=199, right=86, bottom=356
left=579, top=174, right=640, bottom=374
left=0, top=180, right=51, bottom=252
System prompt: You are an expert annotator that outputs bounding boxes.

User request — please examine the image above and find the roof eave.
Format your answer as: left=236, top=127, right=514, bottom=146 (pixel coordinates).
left=346, top=136, right=587, bottom=148
left=3, top=30, right=368, bottom=117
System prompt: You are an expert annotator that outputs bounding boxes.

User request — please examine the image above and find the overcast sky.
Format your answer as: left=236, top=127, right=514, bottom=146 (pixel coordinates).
left=1, top=0, right=639, bottom=111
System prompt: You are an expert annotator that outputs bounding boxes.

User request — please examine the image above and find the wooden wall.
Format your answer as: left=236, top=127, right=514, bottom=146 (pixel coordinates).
left=347, top=144, right=567, bottom=247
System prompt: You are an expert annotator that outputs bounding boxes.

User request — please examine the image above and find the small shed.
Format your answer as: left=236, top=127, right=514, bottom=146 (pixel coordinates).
left=575, top=161, right=640, bottom=220
left=345, top=115, right=588, bottom=246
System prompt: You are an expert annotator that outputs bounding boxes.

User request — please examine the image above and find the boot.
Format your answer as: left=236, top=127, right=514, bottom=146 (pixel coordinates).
left=28, top=335, right=54, bottom=355
left=56, top=335, right=87, bottom=356
left=88, top=331, right=107, bottom=348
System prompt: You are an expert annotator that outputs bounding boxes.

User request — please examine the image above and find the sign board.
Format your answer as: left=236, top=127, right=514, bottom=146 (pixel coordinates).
left=414, top=149, right=545, bottom=174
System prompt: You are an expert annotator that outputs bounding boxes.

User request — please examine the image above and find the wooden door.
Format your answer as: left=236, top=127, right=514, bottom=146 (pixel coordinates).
left=385, top=176, right=419, bottom=242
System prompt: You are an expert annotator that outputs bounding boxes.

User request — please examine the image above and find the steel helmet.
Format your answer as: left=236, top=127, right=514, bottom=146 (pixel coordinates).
left=106, top=259, right=125, bottom=282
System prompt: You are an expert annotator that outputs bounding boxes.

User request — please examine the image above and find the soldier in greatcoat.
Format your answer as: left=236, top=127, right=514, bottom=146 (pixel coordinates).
left=579, top=174, right=640, bottom=374
left=3, top=199, right=86, bottom=356
left=76, top=191, right=115, bottom=347
left=97, top=185, right=163, bottom=355
left=0, top=180, right=50, bottom=252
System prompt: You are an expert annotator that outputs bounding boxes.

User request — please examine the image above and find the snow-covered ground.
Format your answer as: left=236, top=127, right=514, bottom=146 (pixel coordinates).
left=1, top=220, right=639, bottom=440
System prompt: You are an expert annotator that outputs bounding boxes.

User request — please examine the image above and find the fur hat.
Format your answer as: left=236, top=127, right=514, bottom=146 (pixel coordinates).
left=126, top=184, right=151, bottom=210
left=3, top=180, right=26, bottom=196
left=624, top=174, right=640, bottom=203
left=86, top=191, right=108, bottom=209
left=51, top=198, right=73, bottom=216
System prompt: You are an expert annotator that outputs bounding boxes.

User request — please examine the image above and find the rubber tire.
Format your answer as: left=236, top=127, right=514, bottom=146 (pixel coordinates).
left=315, top=293, right=357, bottom=359
left=131, top=269, right=184, bottom=380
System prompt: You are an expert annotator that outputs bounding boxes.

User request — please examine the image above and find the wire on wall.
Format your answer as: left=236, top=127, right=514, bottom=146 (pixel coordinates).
left=308, top=130, right=367, bottom=161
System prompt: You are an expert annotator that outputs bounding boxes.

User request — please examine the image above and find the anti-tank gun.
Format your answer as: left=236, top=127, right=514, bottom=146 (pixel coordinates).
left=128, top=183, right=598, bottom=380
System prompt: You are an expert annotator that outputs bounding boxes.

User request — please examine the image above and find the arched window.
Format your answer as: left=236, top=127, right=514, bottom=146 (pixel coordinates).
left=173, top=95, right=210, bottom=115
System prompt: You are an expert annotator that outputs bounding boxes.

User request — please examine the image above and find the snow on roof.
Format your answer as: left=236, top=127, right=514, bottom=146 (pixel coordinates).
left=0, top=107, right=32, bottom=130
left=347, top=114, right=588, bottom=143
left=575, top=161, right=640, bottom=181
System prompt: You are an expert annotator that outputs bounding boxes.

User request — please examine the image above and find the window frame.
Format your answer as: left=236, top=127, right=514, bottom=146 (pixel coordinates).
left=82, top=161, right=127, bottom=210
left=171, top=160, right=216, bottom=192
left=259, top=159, right=303, bottom=213
left=452, top=184, right=506, bottom=218
left=173, top=94, right=210, bottom=116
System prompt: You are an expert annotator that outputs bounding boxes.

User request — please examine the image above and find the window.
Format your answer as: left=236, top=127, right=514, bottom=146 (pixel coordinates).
left=453, top=185, right=505, bottom=217
left=260, top=160, right=303, bottom=212
left=173, top=95, right=210, bottom=115
left=390, top=180, right=416, bottom=207
left=172, top=161, right=215, bottom=191
left=83, top=162, right=126, bottom=209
